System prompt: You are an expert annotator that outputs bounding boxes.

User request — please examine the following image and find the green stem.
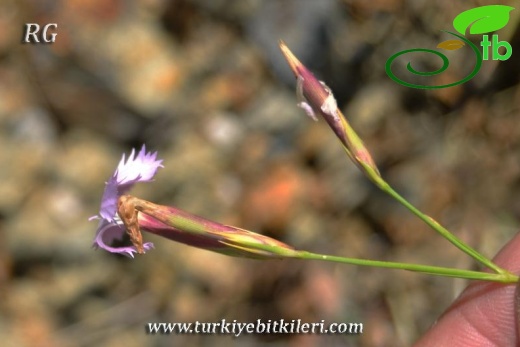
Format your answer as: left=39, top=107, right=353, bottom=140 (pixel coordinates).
left=362, top=163, right=506, bottom=275
left=294, top=250, right=518, bottom=283
left=227, top=240, right=517, bottom=282
left=337, top=113, right=506, bottom=275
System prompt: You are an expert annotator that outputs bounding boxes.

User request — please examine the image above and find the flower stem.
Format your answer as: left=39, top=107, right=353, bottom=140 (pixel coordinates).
left=359, top=161, right=507, bottom=275
left=222, top=238, right=517, bottom=282
left=294, top=250, right=518, bottom=283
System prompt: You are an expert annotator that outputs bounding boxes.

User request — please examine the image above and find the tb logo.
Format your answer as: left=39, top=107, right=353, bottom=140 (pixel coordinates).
left=386, top=5, right=515, bottom=89
left=481, top=34, right=512, bottom=60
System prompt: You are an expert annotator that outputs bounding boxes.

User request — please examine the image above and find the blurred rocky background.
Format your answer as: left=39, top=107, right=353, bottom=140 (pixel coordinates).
left=1, top=0, right=520, bottom=346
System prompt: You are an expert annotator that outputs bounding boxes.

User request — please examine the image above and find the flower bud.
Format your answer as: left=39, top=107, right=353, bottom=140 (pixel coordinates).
left=279, top=41, right=381, bottom=180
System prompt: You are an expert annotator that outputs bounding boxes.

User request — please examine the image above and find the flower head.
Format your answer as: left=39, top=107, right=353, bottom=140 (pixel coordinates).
left=91, top=147, right=297, bottom=259
left=119, top=195, right=299, bottom=259
left=91, top=145, right=163, bottom=257
left=279, top=40, right=381, bottom=181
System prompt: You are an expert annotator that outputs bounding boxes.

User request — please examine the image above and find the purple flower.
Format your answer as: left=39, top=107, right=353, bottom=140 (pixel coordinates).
left=90, top=145, right=163, bottom=257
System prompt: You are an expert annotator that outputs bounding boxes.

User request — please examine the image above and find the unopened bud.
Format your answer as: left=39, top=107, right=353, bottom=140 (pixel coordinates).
left=279, top=40, right=381, bottom=180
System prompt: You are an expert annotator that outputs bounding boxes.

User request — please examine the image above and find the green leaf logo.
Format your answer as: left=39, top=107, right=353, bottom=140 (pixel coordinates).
left=453, top=5, right=514, bottom=35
